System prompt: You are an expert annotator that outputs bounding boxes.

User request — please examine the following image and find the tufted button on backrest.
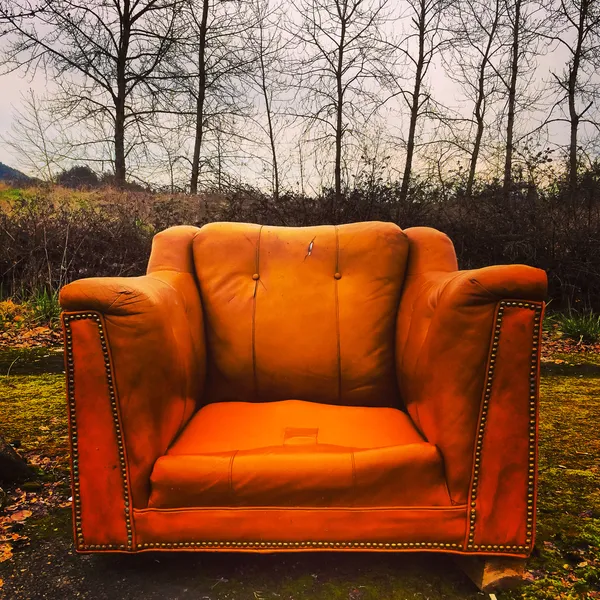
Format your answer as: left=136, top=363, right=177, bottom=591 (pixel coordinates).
left=192, top=221, right=409, bottom=408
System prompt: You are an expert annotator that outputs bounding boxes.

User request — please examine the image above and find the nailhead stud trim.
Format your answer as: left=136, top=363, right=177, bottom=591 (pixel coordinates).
left=466, top=300, right=542, bottom=553
left=133, top=541, right=464, bottom=550
left=64, top=312, right=133, bottom=551
left=74, top=540, right=527, bottom=552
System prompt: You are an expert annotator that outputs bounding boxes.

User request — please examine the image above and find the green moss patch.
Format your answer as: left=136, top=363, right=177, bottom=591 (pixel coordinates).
left=0, top=373, right=68, bottom=466
left=503, top=374, right=600, bottom=599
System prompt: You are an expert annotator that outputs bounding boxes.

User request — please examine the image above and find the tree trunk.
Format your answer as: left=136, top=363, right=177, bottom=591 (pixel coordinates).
left=114, top=101, right=127, bottom=186
left=190, top=0, right=210, bottom=195
left=503, top=0, right=521, bottom=205
left=298, top=140, right=305, bottom=196
left=114, top=1, right=131, bottom=187
left=567, top=0, right=588, bottom=196
left=334, top=10, right=347, bottom=214
left=466, top=0, right=500, bottom=199
left=568, top=112, right=579, bottom=195
left=0, top=435, right=33, bottom=483
left=258, top=22, right=279, bottom=202
left=399, top=0, right=426, bottom=211
left=467, top=115, right=484, bottom=199
left=217, top=128, right=222, bottom=191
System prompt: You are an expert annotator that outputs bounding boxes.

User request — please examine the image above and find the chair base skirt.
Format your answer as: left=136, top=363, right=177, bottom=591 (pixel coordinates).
left=73, top=505, right=531, bottom=559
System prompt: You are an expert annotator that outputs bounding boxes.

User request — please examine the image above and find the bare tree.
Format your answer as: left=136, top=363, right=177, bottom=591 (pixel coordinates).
left=2, top=90, right=72, bottom=181
left=0, top=0, right=183, bottom=185
left=547, top=0, right=600, bottom=194
left=445, top=0, right=505, bottom=198
left=143, top=114, right=191, bottom=192
left=291, top=0, right=393, bottom=211
left=395, top=0, right=450, bottom=206
left=246, top=0, right=288, bottom=201
left=188, top=0, right=209, bottom=194
left=487, top=0, right=546, bottom=201
left=163, top=0, right=256, bottom=193
left=502, top=0, right=522, bottom=198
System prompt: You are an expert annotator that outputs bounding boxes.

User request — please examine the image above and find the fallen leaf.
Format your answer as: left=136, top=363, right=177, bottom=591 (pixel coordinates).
left=9, top=510, right=32, bottom=522
left=32, top=326, right=50, bottom=334
left=543, top=541, right=556, bottom=549
left=0, top=543, right=12, bottom=563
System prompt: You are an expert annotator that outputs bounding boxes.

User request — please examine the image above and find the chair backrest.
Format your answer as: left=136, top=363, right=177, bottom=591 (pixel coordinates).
left=193, top=221, right=409, bottom=407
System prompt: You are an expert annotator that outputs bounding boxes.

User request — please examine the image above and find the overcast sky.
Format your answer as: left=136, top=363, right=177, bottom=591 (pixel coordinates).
left=0, top=4, right=589, bottom=186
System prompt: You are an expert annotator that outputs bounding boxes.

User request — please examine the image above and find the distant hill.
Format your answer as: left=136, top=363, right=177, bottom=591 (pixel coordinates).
left=0, top=162, right=32, bottom=183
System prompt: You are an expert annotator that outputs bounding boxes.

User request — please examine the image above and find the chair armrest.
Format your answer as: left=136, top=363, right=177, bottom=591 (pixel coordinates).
left=59, top=227, right=205, bottom=551
left=397, top=227, right=546, bottom=552
left=60, top=271, right=194, bottom=315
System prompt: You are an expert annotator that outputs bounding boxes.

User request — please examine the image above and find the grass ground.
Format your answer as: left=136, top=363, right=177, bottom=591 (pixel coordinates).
left=0, top=347, right=598, bottom=599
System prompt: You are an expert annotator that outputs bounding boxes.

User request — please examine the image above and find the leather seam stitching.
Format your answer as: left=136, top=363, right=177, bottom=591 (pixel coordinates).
left=134, top=505, right=468, bottom=513
left=334, top=225, right=342, bottom=404
left=252, top=225, right=264, bottom=402
left=350, top=451, right=357, bottom=507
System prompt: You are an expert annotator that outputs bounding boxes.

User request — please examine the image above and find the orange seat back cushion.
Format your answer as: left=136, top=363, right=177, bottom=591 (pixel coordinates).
left=193, top=221, right=409, bottom=407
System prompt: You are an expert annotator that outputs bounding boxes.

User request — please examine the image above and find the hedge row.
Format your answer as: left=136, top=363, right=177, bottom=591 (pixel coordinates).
left=1, top=172, right=599, bottom=309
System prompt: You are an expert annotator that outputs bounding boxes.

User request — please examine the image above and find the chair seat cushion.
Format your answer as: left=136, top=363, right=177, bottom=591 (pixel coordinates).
left=148, top=400, right=451, bottom=508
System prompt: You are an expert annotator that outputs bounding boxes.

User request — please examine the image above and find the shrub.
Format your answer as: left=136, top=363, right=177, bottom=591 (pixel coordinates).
left=56, top=166, right=99, bottom=189
left=27, top=289, right=61, bottom=327
left=542, top=309, right=560, bottom=333
left=0, top=186, right=210, bottom=299
left=0, top=300, right=24, bottom=328
left=2, top=162, right=600, bottom=311
left=558, top=310, right=600, bottom=343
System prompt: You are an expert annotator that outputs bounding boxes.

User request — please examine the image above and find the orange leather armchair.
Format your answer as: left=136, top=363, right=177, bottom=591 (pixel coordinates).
left=59, top=222, right=546, bottom=558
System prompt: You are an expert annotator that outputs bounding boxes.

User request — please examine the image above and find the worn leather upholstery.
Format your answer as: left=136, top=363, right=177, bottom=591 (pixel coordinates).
left=60, top=221, right=547, bottom=557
